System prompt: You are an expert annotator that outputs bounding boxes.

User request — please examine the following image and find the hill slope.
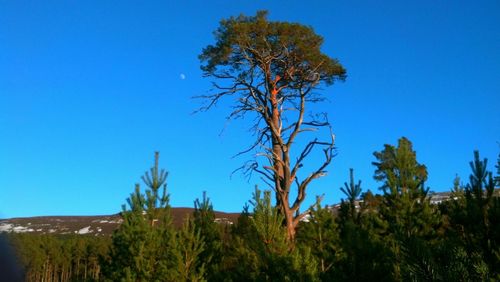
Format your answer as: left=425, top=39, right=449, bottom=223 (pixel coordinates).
left=0, top=208, right=240, bottom=236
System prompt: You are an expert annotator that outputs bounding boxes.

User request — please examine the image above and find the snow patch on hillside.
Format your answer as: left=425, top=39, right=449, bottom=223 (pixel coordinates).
left=14, top=226, right=35, bottom=232
left=0, top=223, right=14, bottom=232
left=77, top=226, right=92, bottom=234
left=0, top=223, right=35, bottom=233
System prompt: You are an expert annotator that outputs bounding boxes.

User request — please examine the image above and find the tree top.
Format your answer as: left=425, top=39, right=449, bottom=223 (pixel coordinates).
left=200, top=10, right=346, bottom=88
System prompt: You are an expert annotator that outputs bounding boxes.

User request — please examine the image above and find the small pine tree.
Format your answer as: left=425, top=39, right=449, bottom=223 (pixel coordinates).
left=250, top=187, right=319, bottom=281
left=141, top=152, right=171, bottom=227
left=340, top=168, right=362, bottom=221
left=296, top=197, right=340, bottom=279
left=192, top=192, right=222, bottom=281
left=372, top=137, right=442, bottom=280
left=223, top=187, right=320, bottom=281
left=463, top=151, right=498, bottom=277
left=250, top=188, right=288, bottom=254
left=466, top=151, right=495, bottom=206
left=373, top=138, right=440, bottom=237
left=171, top=217, right=207, bottom=282
left=452, top=174, right=464, bottom=195
left=103, top=152, right=176, bottom=281
left=443, top=150, right=500, bottom=280
left=444, top=174, right=467, bottom=216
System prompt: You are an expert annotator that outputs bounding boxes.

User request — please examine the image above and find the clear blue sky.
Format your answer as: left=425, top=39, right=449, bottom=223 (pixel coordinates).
left=1, top=1, right=499, bottom=218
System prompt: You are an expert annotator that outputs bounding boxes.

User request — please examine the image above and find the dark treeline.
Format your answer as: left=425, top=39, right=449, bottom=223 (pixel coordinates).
left=8, top=234, right=110, bottom=282
left=7, top=137, right=500, bottom=281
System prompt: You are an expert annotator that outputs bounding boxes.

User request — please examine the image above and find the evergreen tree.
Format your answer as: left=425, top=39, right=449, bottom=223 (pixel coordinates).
left=465, top=151, right=495, bottom=209
left=249, top=188, right=288, bottom=254
left=459, top=151, right=499, bottom=278
left=230, top=203, right=254, bottom=241
left=220, top=204, right=260, bottom=281
left=372, top=137, right=442, bottom=280
left=437, top=151, right=500, bottom=280
left=103, top=152, right=176, bottom=281
left=192, top=192, right=223, bottom=281
left=452, top=174, right=464, bottom=195
left=248, top=188, right=319, bottom=281
left=296, top=197, right=340, bottom=280
left=223, top=187, right=319, bottom=281
left=171, top=217, right=207, bottom=282
left=8, top=233, right=110, bottom=282
left=340, top=168, right=362, bottom=221
left=335, top=172, right=394, bottom=281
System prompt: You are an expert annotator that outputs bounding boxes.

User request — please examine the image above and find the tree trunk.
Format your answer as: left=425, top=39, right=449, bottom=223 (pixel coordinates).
left=84, top=261, right=87, bottom=281
left=270, top=74, right=298, bottom=241
left=270, top=81, right=284, bottom=207
left=284, top=208, right=296, bottom=241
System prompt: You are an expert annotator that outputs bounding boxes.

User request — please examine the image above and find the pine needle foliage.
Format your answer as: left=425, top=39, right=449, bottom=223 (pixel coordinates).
left=457, top=151, right=500, bottom=278
left=296, top=197, right=340, bottom=279
left=249, top=188, right=288, bottom=253
left=340, top=168, right=362, bottom=221
left=171, top=217, right=207, bottom=282
left=192, top=191, right=223, bottom=281
left=103, top=152, right=176, bottom=282
left=372, top=137, right=442, bottom=280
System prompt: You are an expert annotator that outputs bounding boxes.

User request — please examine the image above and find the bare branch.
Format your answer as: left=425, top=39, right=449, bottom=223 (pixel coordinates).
left=286, top=89, right=306, bottom=147
left=291, top=129, right=336, bottom=212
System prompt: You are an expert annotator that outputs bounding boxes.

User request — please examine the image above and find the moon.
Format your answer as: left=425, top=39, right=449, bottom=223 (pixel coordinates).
left=180, top=73, right=186, bottom=80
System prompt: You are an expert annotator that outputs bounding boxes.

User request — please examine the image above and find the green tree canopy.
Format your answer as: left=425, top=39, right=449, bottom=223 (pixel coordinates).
left=373, top=137, right=428, bottom=198
left=372, top=137, right=441, bottom=280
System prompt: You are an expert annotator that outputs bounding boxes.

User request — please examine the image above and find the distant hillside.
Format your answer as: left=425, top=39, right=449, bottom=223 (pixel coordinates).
left=0, top=208, right=240, bottom=236
left=3, top=189, right=499, bottom=236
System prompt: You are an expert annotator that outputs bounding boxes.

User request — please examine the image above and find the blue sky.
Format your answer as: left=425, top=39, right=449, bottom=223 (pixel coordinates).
left=1, top=1, right=499, bottom=218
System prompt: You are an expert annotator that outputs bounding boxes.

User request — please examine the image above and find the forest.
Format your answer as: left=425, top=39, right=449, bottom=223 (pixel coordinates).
left=4, top=142, right=500, bottom=281
left=3, top=11, right=500, bottom=282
